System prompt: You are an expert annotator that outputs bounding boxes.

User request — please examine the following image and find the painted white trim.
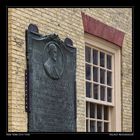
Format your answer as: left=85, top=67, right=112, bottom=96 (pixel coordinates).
left=85, top=33, right=121, bottom=132
left=86, top=97, right=114, bottom=106
left=85, top=33, right=119, bottom=52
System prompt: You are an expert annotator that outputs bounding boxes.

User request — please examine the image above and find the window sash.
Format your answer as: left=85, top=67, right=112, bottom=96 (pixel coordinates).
left=85, top=46, right=114, bottom=105
left=84, top=33, right=121, bottom=132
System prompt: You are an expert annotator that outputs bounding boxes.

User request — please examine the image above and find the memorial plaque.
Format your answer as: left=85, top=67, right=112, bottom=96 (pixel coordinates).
left=26, top=24, right=76, bottom=132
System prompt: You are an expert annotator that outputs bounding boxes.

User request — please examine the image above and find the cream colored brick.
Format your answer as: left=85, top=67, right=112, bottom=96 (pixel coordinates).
left=8, top=8, right=132, bottom=132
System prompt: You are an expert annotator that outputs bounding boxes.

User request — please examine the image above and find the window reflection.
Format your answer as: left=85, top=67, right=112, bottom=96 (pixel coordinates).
left=97, top=104, right=102, bottom=119
left=97, top=121, right=102, bottom=132
left=86, top=102, right=89, bottom=117
left=104, top=106, right=108, bottom=120
left=86, top=119, right=89, bottom=132
left=93, top=84, right=98, bottom=99
left=86, top=64, right=91, bottom=80
left=100, top=69, right=105, bottom=84
left=104, top=122, right=108, bottom=132
left=107, top=55, right=112, bottom=69
left=93, top=67, right=98, bottom=82
left=107, top=88, right=112, bottom=102
left=90, top=103, right=95, bottom=118
left=107, top=71, right=112, bottom=86
left=85, top=47, right=91, bottom=63
left=86, top=82, right=91, bottom=98
left=100, top=52, right=105, bottom=67
left=90, top=121, right=96, bottom=132
left=100, top=86, right=105, bottom=101
left=93, top=49, right=98, bottom=65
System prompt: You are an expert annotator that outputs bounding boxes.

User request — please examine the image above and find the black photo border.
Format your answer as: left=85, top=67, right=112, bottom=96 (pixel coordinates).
left=0, top=0, right=137, bottom=138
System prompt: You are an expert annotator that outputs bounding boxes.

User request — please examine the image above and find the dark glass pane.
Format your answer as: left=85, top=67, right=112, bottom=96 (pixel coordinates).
left=107, top=55, right=112, bottom=69
left=97, top=104, right=102, bottom=119
left=93, top=49, right=98, bottom=65
left=97, top=121, right=102, bottom=132
left=90, top=121, right=96, bottom=132
left=100, top=69, right=105, bottom=84
left=90, top=103, right=95, bottom=118
left=104, top=122, right=108, bottom=132
left=86, top=82, right=91, bottom=98
left=100, top=52, right=105, bottom=67
left=104, top=106, right=108, bottom=120
left=85, top=46, right=91, bottom=62
left=86, top=102, right=88, bottom=117
left=86, top=120, right=89, bottom=132
left=93, top=84, right=98, bottom=99
left=86, top=64, right=91, bottom=80
left=93, top=67, right=98, bottom=82
left=107, top=71, right=112, bottom=86
left=100, top=86, right=105, bottom=101
left=107, top=88, right=112, bottom=102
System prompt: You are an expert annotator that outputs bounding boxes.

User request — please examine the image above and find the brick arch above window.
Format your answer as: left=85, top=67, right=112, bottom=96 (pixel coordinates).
left=81, top=12, right=125, bottom=47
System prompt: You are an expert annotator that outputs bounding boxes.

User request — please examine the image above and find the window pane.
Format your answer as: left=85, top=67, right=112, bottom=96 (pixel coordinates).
left=93, top=84, right=98, bottom=99
left=104, top=106, right=108, bottom=120
left=107, top=71, right=112, bottom=86
left=104, top=122, right=108, bottom=132
left=107, top=88, right=112, bottom=102
left=85, top=46, right=91, bottom=62
left=107, top=55, right=112, bottom=69
left=100, top=52, right=105, bottom=67
left=97, top=121, right=102, bottom=132
left=86, top=82, right=91, bottom=98
left=90, top=103, right=95, bottom=118
left=86, top=119, right=89, bottom=132
left=86, top=102, right=89, bottom=117
left=100, top=86, right=105, bottom=101
left=86, top=64, right=91, bottom=80
left=93, top=66, right=98, bottom=82
left=97, top=104, right=102, bottom=119
left=100, top=69, right=105, bottom=84
left=90, top=121, right=96, bottom=132
left=93, top=49, right=98, bottom=65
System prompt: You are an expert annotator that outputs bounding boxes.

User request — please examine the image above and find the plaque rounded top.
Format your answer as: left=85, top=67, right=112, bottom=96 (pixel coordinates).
left=64, top=38, right=73, bottom=48
left=43, top=41, right=64, bottom=80
left=28, top=24, right=39, bottom=33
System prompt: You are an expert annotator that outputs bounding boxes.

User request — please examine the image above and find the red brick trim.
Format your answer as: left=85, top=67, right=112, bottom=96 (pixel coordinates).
left=81, top=12, right=125, bottom=47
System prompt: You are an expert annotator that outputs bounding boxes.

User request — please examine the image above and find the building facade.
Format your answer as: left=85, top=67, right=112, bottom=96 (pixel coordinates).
left=8, top=8, right=132, bottom=132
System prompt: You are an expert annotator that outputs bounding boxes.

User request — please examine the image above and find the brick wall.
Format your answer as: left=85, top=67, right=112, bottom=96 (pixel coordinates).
left=8, top=8, right=132, bottom=132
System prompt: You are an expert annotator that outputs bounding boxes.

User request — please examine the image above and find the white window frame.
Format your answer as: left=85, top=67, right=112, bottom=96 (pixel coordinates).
left=84, top=33, right=121, bottom=132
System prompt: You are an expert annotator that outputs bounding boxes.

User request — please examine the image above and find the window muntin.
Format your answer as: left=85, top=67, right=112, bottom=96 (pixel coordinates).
left=85, top=46, right=113, bottom=104
left=85, top=45, right=114, bottom=132
left=85, top=34, right=121, bottom=132
left=86, top=102, right=110, bottom=132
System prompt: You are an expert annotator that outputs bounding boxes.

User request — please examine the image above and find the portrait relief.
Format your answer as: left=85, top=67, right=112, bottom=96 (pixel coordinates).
left=43, top=41, right=64, bottom=80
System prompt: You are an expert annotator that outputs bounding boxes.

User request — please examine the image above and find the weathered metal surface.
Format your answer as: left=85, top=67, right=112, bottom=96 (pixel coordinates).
left=26, top=24, right=76, bottom=132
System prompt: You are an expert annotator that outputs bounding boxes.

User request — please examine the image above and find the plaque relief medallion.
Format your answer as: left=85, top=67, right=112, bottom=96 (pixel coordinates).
left=43, top=41, right=64, bottom=80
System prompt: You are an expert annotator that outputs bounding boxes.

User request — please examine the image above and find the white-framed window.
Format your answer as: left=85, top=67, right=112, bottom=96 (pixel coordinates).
left=85, top=33, right=121, bottom=132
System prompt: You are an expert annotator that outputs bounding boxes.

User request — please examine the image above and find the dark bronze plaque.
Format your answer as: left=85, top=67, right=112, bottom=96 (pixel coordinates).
left=26, top=24, right=76, bottom=132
